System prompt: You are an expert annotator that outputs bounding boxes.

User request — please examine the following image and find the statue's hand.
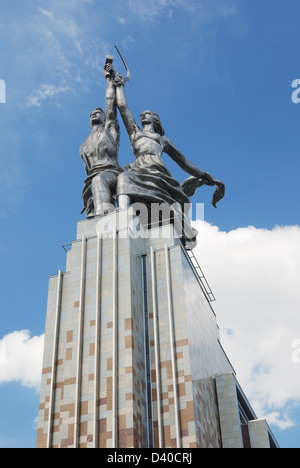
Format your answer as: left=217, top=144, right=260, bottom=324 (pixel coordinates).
left=211, top=180, right=225, bottom=208
left=104, top=63, right=115, bottom=79
left=181, top=176, right=205, bottom=197
left=114, top=72, right=125, bottom=87
left=202, top=172, right=215, bottom=186
left=202, top=174, right=225, bottom=207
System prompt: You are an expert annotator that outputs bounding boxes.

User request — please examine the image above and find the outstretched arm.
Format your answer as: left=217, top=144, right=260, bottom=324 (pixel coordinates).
left=163, top=137, right=215, bottom=185
left=164, top=138, right=225, bottom=207
left=114, top=74, right=138, bottom=138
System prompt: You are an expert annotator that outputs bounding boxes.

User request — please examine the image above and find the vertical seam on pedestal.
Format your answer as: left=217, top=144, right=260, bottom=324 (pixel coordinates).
left=142, top=255, right=153, bottom=447
left=74, top=234, right=87, bottom=448
left=112, top=228, right=118, bottom=448
left=150, top=247, right=163, bottom=447
left=165, top=244, right=181, bottom=448
left=47, top=269, right=63, bottom=448
left=93, top=235, right=102, bottom=448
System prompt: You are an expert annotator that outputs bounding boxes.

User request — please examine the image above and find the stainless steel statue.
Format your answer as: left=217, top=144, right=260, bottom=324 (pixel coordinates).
left=80, top=57, right=122, bottom=217
left=80, top=51, right=225, bottom=249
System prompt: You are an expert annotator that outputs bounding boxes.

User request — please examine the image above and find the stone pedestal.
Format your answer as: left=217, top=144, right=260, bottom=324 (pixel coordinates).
left=36, top=209, right=278, bottom=448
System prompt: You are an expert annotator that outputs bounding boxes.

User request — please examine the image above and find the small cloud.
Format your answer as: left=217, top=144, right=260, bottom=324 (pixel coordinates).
left=37, top=8, right=54, bottom=20
left=33, top=416, right=39, bottom=431
left=264, top=411, right=295, bottom=430
left=0, top=330, right=44, bottom=391
left=117, top=17, right=127, bottom=24
left=26, top=83, right=70, bottom=108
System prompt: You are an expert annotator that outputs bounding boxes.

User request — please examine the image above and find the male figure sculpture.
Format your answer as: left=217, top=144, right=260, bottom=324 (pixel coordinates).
left=80, top=58, right=122, bottom=217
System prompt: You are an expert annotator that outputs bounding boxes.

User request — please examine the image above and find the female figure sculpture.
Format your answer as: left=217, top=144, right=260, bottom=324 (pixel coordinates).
left=114, top=74, right=224, bottom=249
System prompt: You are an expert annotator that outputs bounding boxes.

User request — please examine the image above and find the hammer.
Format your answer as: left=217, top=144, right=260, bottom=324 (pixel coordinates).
left=104, top=55, right=114, bottom=78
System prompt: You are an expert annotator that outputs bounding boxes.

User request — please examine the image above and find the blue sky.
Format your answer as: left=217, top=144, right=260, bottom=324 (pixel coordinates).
left=0, top=0, right=300, bottom=448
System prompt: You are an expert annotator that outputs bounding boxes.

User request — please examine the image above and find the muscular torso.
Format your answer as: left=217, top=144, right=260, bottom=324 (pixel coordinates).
left=80, top=123, right=120, bottom=173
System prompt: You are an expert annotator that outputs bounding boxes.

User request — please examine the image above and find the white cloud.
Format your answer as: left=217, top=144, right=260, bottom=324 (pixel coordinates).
left=23, top=4, right=102, bottom=107
left=38, top=8, right=54, bottom=20
left=192, top=221, right=300, bottom=429
left=38, top=10, right=84, bottom=56
left=0, top=330, right=44, bottom=390
left=26, top=83, right=70, bottom=108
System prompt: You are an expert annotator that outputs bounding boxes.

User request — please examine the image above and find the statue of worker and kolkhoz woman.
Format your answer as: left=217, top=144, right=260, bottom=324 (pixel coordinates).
left=79, top=50, right=225, bottom=250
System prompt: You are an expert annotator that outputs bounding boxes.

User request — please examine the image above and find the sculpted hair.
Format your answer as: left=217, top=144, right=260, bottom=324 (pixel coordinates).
left=141, top=111, right=165, bottom=136
left=153, top=112, right=165, bottom=136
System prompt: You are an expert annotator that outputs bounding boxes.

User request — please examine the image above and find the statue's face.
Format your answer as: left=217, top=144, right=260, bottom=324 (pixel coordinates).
left=140, top=111, right=154, bottom=126
left=90, top=108, right=105, bottom=126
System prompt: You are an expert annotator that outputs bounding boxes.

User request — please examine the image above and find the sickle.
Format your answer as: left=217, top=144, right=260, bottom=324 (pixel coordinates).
left=114, top=45, right=131, bottom=82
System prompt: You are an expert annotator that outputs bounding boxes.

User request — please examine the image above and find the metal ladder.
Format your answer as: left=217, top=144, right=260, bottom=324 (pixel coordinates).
left=187, top=249, right=216, bottom=302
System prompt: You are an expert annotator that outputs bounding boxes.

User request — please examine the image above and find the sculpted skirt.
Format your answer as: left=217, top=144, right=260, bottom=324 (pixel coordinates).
left=117, top=154, right=198, bottom=249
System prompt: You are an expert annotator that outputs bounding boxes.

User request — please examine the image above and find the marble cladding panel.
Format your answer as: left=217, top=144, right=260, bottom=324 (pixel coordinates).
left=145, top=246, right=197, bottom=448
left=215, top=373, right=243, bottom=448
left=36, top=275, right=59, bottom=448
left=52, top=268, right=77, bottom=448
left=97, top=235, right=114, bottom=448
left=79, top=237, right=97, bottom=448
left=181, top=251, right=234, bottom=380
left=248, top=420, right=271, bottom=448
left=192, top=378, right=222, bottom=448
